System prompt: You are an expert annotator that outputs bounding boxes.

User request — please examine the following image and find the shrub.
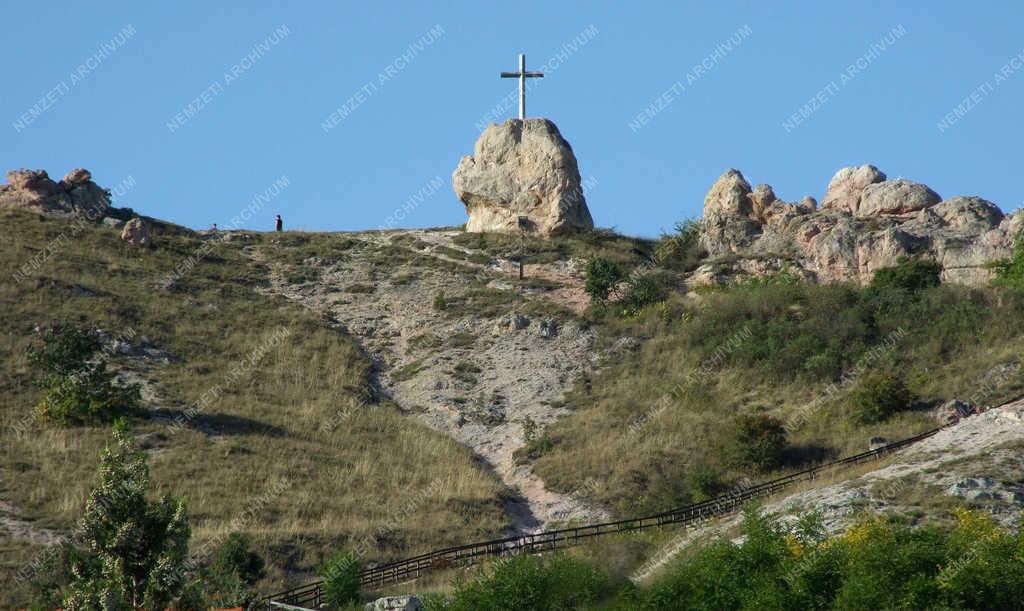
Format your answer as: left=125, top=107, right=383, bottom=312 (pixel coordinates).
left=848, top=371, right=915, bottom=424
left=433, top=291, right=448, bottom=311
left=727, top=414, right=788, bottom=471
left=28, top=324, right=140, bottom=425
left=585, top=258, right=626, bottom=301
left=320, top=551, right=361, bottom=607
left=619, top=273, right=669, bottom=316
left=441, top=553, right=613, bottom=611
left=654, top=219, right=705, bottom=272
left=990, top=230, right=1024, bottom=291
left=869, top=258, right=941, bottom=294
left=202, top=533, right=266, bottom=607
left=63, top=421, right=190, bottom=609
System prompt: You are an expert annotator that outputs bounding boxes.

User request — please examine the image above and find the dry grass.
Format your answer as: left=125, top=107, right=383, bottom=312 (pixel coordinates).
left=0, top=209, right=505, bottom=606
left=532, top=281, right=1024, bottom=518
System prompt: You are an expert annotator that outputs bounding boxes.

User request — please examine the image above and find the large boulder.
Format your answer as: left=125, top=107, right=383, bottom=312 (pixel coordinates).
left=1, top=167, right=110, bottom=217
left=120, top=217, right=151, bottom=246
left=857, top=179, right=941, bottom=217
left=452, top=118, right=593, bottom=235
left=821, top=164, right=886, bottom=214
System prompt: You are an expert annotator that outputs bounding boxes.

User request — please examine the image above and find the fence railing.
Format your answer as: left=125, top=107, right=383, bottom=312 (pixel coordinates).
left=262, top=423, right=950, bottom=607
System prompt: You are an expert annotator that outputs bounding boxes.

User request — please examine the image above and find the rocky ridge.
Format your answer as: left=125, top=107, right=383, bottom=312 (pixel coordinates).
left=696, top=164, right=1023, bottom=286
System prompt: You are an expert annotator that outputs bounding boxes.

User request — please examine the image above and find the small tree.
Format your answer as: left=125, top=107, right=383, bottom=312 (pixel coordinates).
left=990, top=230, right=1024, bottom=291
left=869, top=258, right=941, bottom=294
left=63, top=421, right=190, bottom=610
left=728, top=414, right=788, bottom=471
left=619, top=273, right=669, bottom=316
left=28, top=324, right=140, bottom=425
left=202, top=533, right=266, bottom=607
left=320, top=550, right=361, bottom=606
left=585, top=258, right=626, bottom=302
left=848, top=371, right=915, bottom=424
left=655, top=219, right=705, bottom=272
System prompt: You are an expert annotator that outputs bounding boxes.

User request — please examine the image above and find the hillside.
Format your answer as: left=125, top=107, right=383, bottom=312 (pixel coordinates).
left=4, top=170, right=1024, bottom=607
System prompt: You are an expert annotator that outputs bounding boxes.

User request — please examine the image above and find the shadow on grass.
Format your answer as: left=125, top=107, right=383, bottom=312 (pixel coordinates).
left=149, top=408, right=287, bottom=438
left=781, top=443, right=839, bottom=470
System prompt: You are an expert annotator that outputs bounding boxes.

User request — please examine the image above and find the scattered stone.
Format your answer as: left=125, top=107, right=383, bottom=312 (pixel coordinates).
left=868, top=437, right=888, bottom=451
left=365, top=595, right=423, bottom=611
left=120, top=217, right=152, bottom=246
left=102, top=216, right=125, bottom=229
left=537, top=319, right=559, bottom=339
left=947, top=477, right=1024, bottom=505
left=931, top=399, right=975, bottom=424
left=452, top=118, right=594, bottom=235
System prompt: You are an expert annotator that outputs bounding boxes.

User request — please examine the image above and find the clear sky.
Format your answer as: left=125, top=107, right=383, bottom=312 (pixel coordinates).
left=3, top=1, right=1022, bottom=237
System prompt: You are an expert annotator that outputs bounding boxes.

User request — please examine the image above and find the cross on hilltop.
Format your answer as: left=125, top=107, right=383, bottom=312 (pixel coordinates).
left=500, top=53, right=544, bottom=120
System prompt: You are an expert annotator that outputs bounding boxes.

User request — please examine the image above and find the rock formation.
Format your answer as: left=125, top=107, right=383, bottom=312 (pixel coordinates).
left=0, top=168, right=110, bottom=217
left=452, top=118, right=594, bottom=235
left=696, top=166, right=1022, bottom=286
left=120, top=217, right=151, bottom=246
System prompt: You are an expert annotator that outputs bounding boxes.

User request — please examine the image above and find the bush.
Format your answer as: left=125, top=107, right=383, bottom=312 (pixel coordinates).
left=440, top=553, right=613, bottom=611
left=990, top=230, right=1024, bottom=291
left=619, top=273, right=669, bottom=316
left=28, top=324, right=140, bottom=425
left=585, top=258, right=627, bottom=301
left=848, top=371, right=915, bottom=424
left=868, top=258, right=941, bottom=294
left=320, top=551, right=361, bottom=607
left=654, top=219, right=705, bottom=272
left=727, top=414, right=788, bottom=471
left=202, top=533, right=266, bottom=607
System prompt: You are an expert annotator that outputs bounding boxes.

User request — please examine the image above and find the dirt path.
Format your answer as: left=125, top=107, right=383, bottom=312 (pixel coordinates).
left=254, top=229, right=607, bottom=533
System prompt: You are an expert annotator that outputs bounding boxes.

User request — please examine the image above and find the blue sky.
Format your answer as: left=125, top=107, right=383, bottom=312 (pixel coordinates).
left=2, top=1, right=1022, bottom=237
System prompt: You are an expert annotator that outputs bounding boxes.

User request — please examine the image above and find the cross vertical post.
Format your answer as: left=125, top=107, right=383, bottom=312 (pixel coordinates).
left=500, top=53, right=544, bottom=120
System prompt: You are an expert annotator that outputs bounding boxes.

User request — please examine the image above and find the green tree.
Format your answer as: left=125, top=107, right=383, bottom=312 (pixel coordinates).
left=28, top=324, right=140, bottom=425
left=585, top=258, right=626, bottom=302
left=868, top=258, right=941, bottom=294
left=990, top=230, right=1024, bottom=290
left=848, top=371, right=915, bottom=424
left=63, top=421, right=190, bottom=610
left=320, top=550, right=361, bottom=606
left=202, top=533, right=266, bottom=607
left=728, top=414, right=788, bottom=471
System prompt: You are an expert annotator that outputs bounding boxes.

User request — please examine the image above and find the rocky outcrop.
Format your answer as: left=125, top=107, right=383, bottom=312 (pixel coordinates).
left=120, top=217, right=151, bottom=246
left=452, top=118, right=594, bottom=235
left=0, top=168, right=110, bottom=217
left=696, top=165, right=1020, bottom=286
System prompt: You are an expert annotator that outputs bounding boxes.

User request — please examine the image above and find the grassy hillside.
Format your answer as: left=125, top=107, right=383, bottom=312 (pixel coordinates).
left=531, top=270, right=1024, bottom=516
left=0, top=209, right=506, bottom=606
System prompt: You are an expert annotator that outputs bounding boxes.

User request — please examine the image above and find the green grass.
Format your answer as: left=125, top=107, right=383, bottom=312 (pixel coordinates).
left=531, top=277, right=1024, bottom=516
left=0, top=209, right=506, bottom=607
left=452, top=229, right=655, bottom=268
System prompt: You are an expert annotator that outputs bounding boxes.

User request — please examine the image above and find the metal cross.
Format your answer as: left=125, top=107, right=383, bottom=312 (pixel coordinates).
left=500, top=53, right=544, bottom=120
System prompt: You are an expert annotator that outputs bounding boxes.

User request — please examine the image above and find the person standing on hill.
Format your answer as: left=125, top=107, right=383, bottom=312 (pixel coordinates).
left=275, top=214, right=283, bottom=232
